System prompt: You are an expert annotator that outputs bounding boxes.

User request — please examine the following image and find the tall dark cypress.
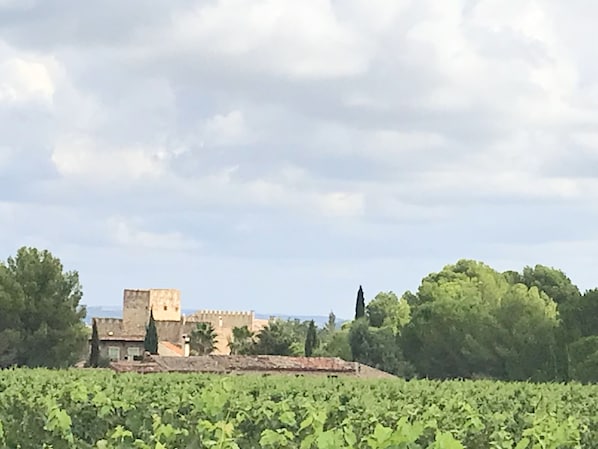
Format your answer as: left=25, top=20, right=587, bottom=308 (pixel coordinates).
left=355, top=285, right=365, bottom=319
left=89, top=318, right=100, bottom=367
left=144, top=309, right=159, bottom=354
left=304, top=320, right=318, bottom=357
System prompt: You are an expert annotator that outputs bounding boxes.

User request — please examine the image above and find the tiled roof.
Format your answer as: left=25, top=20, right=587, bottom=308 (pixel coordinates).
left=110, top=355, right=394, bottom=378
left=158, top=341, right=184, bottom=356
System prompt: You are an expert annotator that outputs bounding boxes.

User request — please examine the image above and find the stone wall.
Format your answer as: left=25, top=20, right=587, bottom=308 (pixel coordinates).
left=99, top=340, right=145, bottom=362
left=149, top=289, right=181, bottom=322
left=185, top=310, right=254, bottom=355
left=122, top=290, right=150, bottom=336
left=122, top=289, right=181, bottom=336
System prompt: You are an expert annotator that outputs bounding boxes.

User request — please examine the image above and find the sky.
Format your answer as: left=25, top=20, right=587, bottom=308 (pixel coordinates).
left=1, top=0, right=598, bottom=319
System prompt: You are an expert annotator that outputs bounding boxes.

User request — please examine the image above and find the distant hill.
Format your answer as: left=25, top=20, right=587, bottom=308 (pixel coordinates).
left=84, top=306, right=345, bottom=327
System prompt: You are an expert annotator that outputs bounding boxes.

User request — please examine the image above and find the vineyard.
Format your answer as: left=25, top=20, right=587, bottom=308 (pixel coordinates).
left=0, top=370, right=596, bottom=448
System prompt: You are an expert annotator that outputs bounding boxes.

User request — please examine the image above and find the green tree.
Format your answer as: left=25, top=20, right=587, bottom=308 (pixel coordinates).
left=494, top=284, right=559, bottom=381
left=518, top=264, right=581, bottom=305
left=568, top=336, right=598, bottom=383
left=228, top=325, right=254, bottom=355
left=316, top=328, right=352, bottom=360
left=304, top=320, right=318, bottom=357
left=402, top=259, right=559, bottom=381
left=89, top=319, right=100, bottom=367
left=0, top=247, right=87, bottom=368
left=355, top=285, right=365, bottom=319
left=189, top=322, right=217, bottom=355
left=326, top=311, right=336, bottom=333
left=0, top=263, right=24, bottom=368
left=144, top=310, right=158, bottom=355
left=366, top=291, right=411, bottom=331
left=349, top=318, right=414, bottom=376
left=252, top=319, right=295, bottom=356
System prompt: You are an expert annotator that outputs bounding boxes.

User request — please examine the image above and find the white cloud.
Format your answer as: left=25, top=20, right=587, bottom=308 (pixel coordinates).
left=170, top=0, right=371, bottom=79
left=51, top=135, right=166, bottom=183
left=0, top=47, right=57, bottom=104
left=201, top=110, right=251, bottom=147
left=313, top=191, right=365, bottom=218
left=3, top=0, right=598, bottom=312
left=107, top=218, right=202, bottom=251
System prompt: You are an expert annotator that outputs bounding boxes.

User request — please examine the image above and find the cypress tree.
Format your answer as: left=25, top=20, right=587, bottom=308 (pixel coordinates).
left=89, top=318, right=100, bottom=367
left=355, top=285, right=365, bottom=320
left=304, top=320, right=318, bottom=357
left=144, top=309, right=159, bottom=354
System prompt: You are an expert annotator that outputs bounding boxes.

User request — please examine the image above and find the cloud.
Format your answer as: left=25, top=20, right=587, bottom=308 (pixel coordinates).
left=107, top=218, right=202, bottom=252
left=2, top=0, right=598, bottom=314
left=169, top=0, right=371, bottom=79
left=200, top=110, right=252, bottom=147
left=51, top=135, right=166, bottom=183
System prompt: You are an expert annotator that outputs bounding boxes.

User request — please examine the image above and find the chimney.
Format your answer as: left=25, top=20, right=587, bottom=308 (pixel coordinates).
left=182, top=335, right=190, bottom=357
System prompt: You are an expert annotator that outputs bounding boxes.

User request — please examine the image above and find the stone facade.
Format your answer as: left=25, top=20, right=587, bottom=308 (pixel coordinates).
left=122, top=289, right=181, bottom=336
left=93, top=289, right=259, bottom=361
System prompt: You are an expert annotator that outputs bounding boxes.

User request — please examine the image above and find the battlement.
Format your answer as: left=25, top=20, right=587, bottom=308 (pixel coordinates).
left=189, top=310, right=254, bottom=317
left=94, top=317, right=123, bottom=325
left=185, top=309, right=254, bottom=330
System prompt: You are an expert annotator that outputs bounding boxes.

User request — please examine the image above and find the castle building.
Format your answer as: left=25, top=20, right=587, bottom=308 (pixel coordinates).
left=93, top=289, right=267, bottom=361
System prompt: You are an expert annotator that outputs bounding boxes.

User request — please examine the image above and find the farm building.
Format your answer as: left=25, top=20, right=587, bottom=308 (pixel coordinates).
left=109, top=354, right=395, bottom=379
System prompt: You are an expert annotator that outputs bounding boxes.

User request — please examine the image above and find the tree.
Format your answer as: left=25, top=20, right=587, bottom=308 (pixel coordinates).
left=348, top=318, right=414, bottom=376
left=317, top=328, right=352, bottom=360
left=355, top=285, right=365, bottom=319
left=0, top=247, right=87, bottom=368
left=0, top=263, right=24, bottom=368
left=326, top=311, right=336, bottom=333
left=304, top=320, right=318, bottom=357
left=228, top=325, right=254, bottom=355
left=89, top=319, right=100, bottom=367
left=366, top=291, right=411, bottom=331
left=189, top=322, right=217, bottom=355
left=568, top=336, right=598, bottom=383
left=252, top=319, right=295, bottom=356
left=402, top=259, right=559, bottom=381
left=518, top=264, right=580, bottom=305
left=144, top=310, right=158, bottom=354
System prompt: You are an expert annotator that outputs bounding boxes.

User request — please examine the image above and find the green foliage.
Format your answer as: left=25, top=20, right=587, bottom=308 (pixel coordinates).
left=252, top=319, right=297, bottom=356
left=518, top=264, right=581, bottom=305
left=568, top=336, right=598, bottom=383
left=304, top=320, right=318, bottom=357
left=403, top=259, right=560, bottom=381
left=0, top=369, right=594, bottom=448
left=355, top=285, right=365, bottom=320
left=228, top=326, right=254, bottom=355
left=366, top=291, right=411, bottom=331
left=189, top=322, right=218, bottom=356
left=0, top=247, right=87, bottom=368
left=349, top=319, right=415, bottom=377
left=143, top=310, right=158, bottom=355
left=326, top=311, right=336, bottom=333
left=89, top=319, right=100, bottom=368
left=316, top=328, right=352, bottom=360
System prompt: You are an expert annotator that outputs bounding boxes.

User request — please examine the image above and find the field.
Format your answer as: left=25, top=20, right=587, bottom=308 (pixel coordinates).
left=0, top=370, right=596, bottom=449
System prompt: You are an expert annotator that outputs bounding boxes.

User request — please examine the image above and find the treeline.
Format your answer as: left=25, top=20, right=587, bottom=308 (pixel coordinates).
left=230, top=259, right=598, bottom=383
left=4, top=245, right=598, bottom=384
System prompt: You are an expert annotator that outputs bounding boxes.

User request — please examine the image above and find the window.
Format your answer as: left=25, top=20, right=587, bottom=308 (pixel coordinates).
left=127, top=347, right=141, bottom=358
left=108, top=346, right=120, bottom=361
left=163, top=305, right=168, bottom=311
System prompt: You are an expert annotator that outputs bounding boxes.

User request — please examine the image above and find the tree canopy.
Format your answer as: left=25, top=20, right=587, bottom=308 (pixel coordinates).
left=0, top=247, right=87, bottom=368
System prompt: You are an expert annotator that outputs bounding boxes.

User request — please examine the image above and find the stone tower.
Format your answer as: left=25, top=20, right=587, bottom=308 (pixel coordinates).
left=122, top=289, right=181, bottom=335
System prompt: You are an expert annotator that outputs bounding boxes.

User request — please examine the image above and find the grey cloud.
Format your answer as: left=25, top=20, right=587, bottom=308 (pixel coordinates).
left=2, top=0, right=598, bottom=311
